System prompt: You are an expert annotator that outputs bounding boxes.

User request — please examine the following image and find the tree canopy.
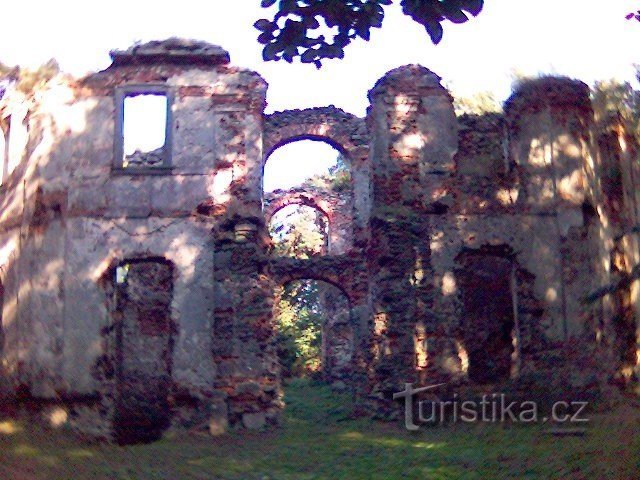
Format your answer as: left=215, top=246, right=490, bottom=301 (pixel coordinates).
left=0, top=59, right=59, bottom=96
left=626, top=9, right=640, bottom=22
left=255, top=0, right=484, bottom=67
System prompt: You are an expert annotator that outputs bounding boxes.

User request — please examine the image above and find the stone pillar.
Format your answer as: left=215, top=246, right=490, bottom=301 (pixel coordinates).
left=366, top=66, right=457, bottom=416
left=594, top=114, right=640, bottom=386
left=212, top=217, right=282, bottom=429
left=505, top=77, right=611, bottom=393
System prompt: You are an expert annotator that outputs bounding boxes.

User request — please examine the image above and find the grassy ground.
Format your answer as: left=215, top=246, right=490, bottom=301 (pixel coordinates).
left=0, top=379, right=639, bottom=479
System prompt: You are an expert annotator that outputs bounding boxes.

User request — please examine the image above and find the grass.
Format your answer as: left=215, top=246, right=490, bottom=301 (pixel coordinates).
left=0, top=379, right=639, bottom=479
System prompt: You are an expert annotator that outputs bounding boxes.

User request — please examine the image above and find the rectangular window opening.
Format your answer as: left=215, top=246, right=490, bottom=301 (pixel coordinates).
left=115, top=86, right=172, bottom=172
left=0, top=107, right=29, bottom=185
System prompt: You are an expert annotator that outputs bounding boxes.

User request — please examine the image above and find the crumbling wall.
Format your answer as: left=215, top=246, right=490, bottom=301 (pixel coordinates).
left=501, top=78, right=613, bottom=394
left=591, top=113, right=640, bottom=387
left=365, top=65, right=456, bottom=415
left=0, top=39, right=266, bottom=437
left=264, top=107, right=370, bottom=243
left=211, top=214, right=283, bottom=430
left=0, top=38, right=635, bottom=441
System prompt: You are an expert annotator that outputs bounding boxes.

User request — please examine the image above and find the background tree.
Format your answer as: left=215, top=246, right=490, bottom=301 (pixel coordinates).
left=452, top=90, right=501, bottom=116
left=0, top=59, right=60, bottom=96
left=270, top=205, right=328, bottom=257
left=270, top=206, right=327, bottom=377
left=256, top=0, right=484, bottom=67
left=591, top=74, right=640, bottom=140
left=275, top=280, right=324, bottom=377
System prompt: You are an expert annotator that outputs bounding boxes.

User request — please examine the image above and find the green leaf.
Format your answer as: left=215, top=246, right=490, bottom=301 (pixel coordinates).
left=425, top=20, right=443, bottom=44
left=263, top=42, right=282, bottom=61
left=254, top=19, right=273, bottom=31
left=459, top=0, right=484, bottom=16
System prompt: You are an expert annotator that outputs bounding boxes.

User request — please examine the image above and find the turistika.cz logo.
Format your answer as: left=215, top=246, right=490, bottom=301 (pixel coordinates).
left=393, top=383, right=590, bottom=431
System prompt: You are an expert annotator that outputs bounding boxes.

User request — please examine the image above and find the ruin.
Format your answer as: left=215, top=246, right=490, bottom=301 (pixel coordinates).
left=0, top=38, right=638, bottom=443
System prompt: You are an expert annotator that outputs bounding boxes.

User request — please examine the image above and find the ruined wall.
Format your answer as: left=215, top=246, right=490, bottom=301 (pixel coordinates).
left=365, top=68, right=630, bottom=416
left=0, top=40, right=269, bottom=438
left=0, top=38, right=636, bottom=441
left=592, top=113, right=640, bottom=387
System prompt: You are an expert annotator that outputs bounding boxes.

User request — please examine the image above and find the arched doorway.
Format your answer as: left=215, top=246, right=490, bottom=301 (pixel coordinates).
left=263, top=139, right=353, bottom=256
left=273, top=279, right=354, bottom=384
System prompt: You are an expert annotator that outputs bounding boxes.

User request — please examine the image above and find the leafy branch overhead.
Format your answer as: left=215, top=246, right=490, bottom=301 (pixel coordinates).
left=626, top=10, right=640, bottom=21
left=255, top=0, right=484, bottom=67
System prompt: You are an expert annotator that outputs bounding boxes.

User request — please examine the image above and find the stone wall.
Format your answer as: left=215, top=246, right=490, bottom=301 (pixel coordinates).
left=0, top=38, right=637, bottom=441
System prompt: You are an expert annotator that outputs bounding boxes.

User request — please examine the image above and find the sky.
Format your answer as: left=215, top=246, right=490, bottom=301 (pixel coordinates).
left=264, top=141, right=340, bottom=192
left=1, top=1, right=639, bottom=189
left=1, top=1, right=638, bottom=117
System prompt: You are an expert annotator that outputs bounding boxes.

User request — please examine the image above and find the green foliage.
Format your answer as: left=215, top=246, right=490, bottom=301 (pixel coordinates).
left=269, top=154, right=350, bottom=258
left=592, top=76, right=640, bottom=140
left=327, top=153, right=351, bottom=191
left=269, top=206, right=327, bottom=376
left=270, top=205, right=328, bottom=258
left=0, top=59, right=60, bottom=94
left=0, top=389, right=638, bottom=479
left=453, top=90, right=502, bottom=116
left=256, top=0, right=484, bottom=67
left=302, top=152, right=351, bottom=191
left=268, top=152, right=352, bottom=377
left=275, top=280, right=324, bottom=377
left=283, top=377, right=355, bottom=422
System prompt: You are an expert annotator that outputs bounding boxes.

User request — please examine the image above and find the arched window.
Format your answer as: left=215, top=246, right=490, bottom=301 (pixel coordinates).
left=263, top=139, right=349, bottom=194
left=263, top=139, right=352, bottom=256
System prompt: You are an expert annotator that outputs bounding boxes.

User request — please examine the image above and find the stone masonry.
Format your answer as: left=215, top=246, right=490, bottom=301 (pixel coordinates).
left=0, top=39, right=638, bottom=441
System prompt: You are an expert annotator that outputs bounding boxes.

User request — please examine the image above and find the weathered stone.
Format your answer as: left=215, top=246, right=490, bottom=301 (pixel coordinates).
left=0, top=38, right=635, bottom=444
left=208, top=401, right=229, bottom=437
left=242, top=412, right=266, bottom=430
left=110, top=38, right=230, bottom=66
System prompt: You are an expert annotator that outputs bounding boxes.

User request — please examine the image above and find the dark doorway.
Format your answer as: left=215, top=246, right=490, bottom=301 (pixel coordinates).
left=111, top=259, right=174, bottom=444
left=457, top=253, right=515, bottom=384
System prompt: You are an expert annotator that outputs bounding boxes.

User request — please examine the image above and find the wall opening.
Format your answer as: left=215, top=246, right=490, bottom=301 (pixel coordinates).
left=115, top=86, right=172, bottom=170
left=274, top=279, right=353, bottom=383
left=109, top=258, right=175, bottom=445
left=263, top=139, right=350, bottom=193
left=456, top=250, right=515, bottom=384
left=263, top=139, right=352, bottom=255
left=269, top=204, right=329, bottom=258
left=0, top=107, right=29, bottom=184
